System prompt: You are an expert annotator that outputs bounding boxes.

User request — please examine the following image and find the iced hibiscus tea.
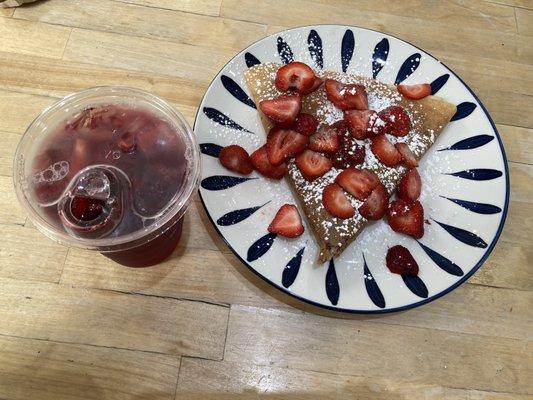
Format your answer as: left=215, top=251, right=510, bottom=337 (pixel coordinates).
left=25, top=101, right=193, bottom=267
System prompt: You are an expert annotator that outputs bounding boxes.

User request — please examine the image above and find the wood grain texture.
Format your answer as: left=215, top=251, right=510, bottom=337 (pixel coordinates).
left=0, top=225, right=66, bottom=283
left=0, top=277, right=228, bottom=359
left=0, top=1, right=531, bottom=398
left=0, top=89, right=56, bottom=133
left=114, top=0, right=222, bottom=16
left=0, top=130, right=20, bottom=176
left=225, top=305, right=532, bottom=394
left=0, top=335, right=180, bottom=400
left=0, top=175, right=25, bottom=224
left=14, top=0, right=265, bottom=51
left=0, top=17, right=71, bottom=58
left=176, top=357, right=531, bottom=399
left=516, top=8, right=533, bottom=35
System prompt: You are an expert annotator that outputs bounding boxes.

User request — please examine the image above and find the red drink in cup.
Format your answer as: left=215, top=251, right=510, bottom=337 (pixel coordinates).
left=14, top=87, right=200, bottom=267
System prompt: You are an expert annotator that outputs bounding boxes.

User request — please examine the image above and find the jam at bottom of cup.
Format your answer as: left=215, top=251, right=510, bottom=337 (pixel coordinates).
left=104, top=218, right=183, bottom=268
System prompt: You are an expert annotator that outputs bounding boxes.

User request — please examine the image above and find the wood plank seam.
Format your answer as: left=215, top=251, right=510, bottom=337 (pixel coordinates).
left=0, top=331, right=180, bottom=358
left=56, top=283, right=231, bottom=309
left=111, top=0, right=222, bottom=18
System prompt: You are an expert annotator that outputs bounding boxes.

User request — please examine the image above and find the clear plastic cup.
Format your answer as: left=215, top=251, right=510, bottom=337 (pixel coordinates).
left=14, top=86, right=201, bottom=267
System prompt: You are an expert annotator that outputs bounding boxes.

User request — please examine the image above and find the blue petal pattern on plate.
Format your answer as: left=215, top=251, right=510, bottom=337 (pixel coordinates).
left=282, top=247, right=305, bottom=288
left=451, top=102, right=477, bottom=121
left=200, top=143, right=223, bottom=158
left=439, top=134, right=494, bottom=151
left=201, top=175, right=256, bottom=191
left=216, top=202, right=269, bottom=226
left=441, top=196, right=502, bottom=215
left=433, top=219, right=488, bottom=248
left=247, top=232, right=277, bottom=262
left=221, top=75, right=256, bottom=109
left=430, top=74, right=449, bottom=95
left=446, top=168, right=502, bottom=181
left=372, top=38, right=389, bottom=78
left=203, top=107, right=253, bottom=133
left=394, top=53, right=421, bottom=84
left=418, top=241, right=464, bottom=276
left=245, top=52, right=261, bottom=68
left=325, top=259, right=340, bottom=305
left=341, top=30, right=355, bottom=73
left=277, top=37, right=294, bottom=64
left=402, top=275, right=428, bottom=298
left=363, top=255, right=385, bottom=308
left=308, top=29, right=323, bottom=69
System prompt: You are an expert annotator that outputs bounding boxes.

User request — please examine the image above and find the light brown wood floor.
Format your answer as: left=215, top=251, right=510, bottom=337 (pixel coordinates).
left=0, top=1, right=531, bottom=399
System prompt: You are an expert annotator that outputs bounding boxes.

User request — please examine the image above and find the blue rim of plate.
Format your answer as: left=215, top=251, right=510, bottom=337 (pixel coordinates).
left=193, top=24, right=510, bottom=314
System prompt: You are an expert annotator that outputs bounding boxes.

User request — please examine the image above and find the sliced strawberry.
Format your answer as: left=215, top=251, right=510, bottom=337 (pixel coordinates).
left=219, top=145, right=254, bottom=175
left=371, top=135, right=402, bottom=167
left=250, top=145, right=286, bottom=180
left=378, top=105, right=411, bottom=137
left=335, top=168, right=380, bottom=200
left=295, top=150, right=332, bottom=181
left=301, top=76, right=324, bottom=95
left=330, top=138, right=365, bottom=169
left=398, top=168, right=422, bottom=202
left=275, top=62, right=315, bottom=93
left=386, top=245, right=419, bottom=276
left=325, top=79, right=368, bottom=110
left=259, top=93, right=301, bottom=126
left=359, top=182, right=388, bottom=220
left=344, top=109, right=386, bottom=139
left=268, top=204, right=304, bottom=238
left=266, top=128, right=308, bottom=166
left=387, top=199, right=424, bottom=239
left=395, top=142, right=419, bottom=167
left=397, top=83, right=431, bottom=100
left=330, top=119, right=348, bottom=135
left=323, top=183, right=355, bottom=219
left=294, top=113, right=318, bottom=136
left=308, top=124, right=340, bottom=153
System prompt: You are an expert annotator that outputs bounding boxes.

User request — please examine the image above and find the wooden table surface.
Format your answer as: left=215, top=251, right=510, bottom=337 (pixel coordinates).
left=0, top=1, right=531, bottom=399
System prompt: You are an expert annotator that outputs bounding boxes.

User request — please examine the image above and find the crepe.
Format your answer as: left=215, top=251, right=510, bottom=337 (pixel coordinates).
left=245, top=63, right=456, bottom=263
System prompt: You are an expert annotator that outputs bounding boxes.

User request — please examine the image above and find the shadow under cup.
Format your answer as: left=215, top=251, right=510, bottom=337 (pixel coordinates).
left=13, top=86, right=201, bottom=268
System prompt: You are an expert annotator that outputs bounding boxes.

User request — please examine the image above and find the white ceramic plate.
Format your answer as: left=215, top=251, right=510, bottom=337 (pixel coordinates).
left=193, top=25, right=509, bottom=313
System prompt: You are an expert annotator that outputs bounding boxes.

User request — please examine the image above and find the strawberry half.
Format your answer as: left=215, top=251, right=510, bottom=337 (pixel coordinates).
left=344, top=109, right=385, bottom=139
left=301, top=76, right=324, bottom=95
left=275, top=62, right=316, bottom=93
left=395, top=142, right=419, bottom=167
left=335, top=168, right=380, bottom=200
left=266, top=127, right=309, bottom=166
left=398, top=168, right=422, bottom=202
left=294, top=113, right=318, bottom=136
left=386, top=245, right=419, bottom=276
left=378, top=105, right=411, bottom=137
left=387, top=199, right=424, bottom=239
left=308, top=124, right=340, bottom=153
left=325, top=79, right=368, bottom=110
left=323, top=183, right=355, bottom=219
left=219, top=145, right=254, bottom=175
left=295, top=150, right=332, bottom=181
left=268, top=204, right=304, bottom=238
left=359, top=182, right=389, bottom=220
left=397, top=83, right=431, bottom=100
left=259, top=93, right=301, bottom=126
left=371, top=135, right=402, bottom=167
left=250, top=145, right=287, bottom=180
